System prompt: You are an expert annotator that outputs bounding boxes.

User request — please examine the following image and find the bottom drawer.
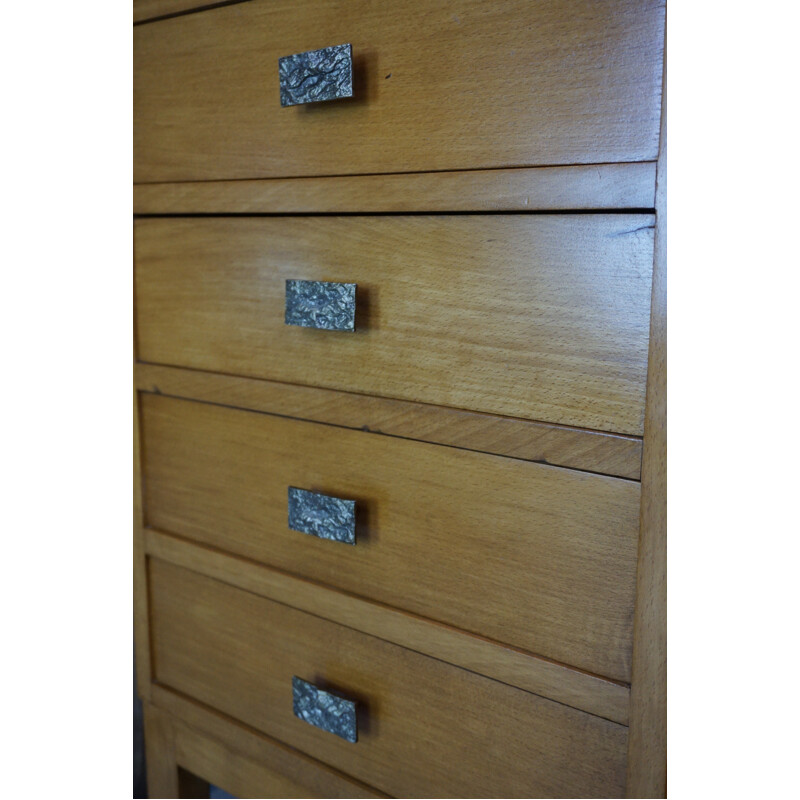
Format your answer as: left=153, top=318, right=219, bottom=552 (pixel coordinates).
left=150, top=559, right=627, bottom=798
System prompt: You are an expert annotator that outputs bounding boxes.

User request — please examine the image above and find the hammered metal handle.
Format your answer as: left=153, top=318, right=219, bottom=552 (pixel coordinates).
left=288, top=487, right=356, bottom=545
left=285, top=280, right=356, bottom=332
left=292, top=677, right=358, bottom=743
left=279, top=43, right=353, bottom=107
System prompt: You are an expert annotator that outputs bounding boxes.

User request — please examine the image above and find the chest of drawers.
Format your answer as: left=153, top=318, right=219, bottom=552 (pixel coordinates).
left=134, top=1, right=666, bottom=796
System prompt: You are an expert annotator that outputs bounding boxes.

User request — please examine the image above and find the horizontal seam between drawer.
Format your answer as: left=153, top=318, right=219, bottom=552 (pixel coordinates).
left=146, top=532, right=631, bottom=725
left=136, top=374, right=643, bottom=482
left=132, top=161, right=658, bottom=186
left=134, top=359, right=643, bottom=441
left=133, top=208, right=657, bottom=218
left=133, top=1, right=251, bottom=27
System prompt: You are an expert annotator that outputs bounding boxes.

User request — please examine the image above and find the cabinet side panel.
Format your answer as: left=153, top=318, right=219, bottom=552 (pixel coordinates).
left=626, top=57, right=667, bottom=799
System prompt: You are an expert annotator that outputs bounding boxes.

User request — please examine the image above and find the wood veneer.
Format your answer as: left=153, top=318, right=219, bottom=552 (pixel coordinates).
left=141, top=393, right=640, bottom=681
left=132, top=162, right=657, bottom=214
left=145, top=527, right=631, bottom=725
left=134, top=2, right=667, bottom=795
left=626, top=59, right=667, bottom=800
left=135, top=214, right=655, bottom=435
left=150, top=559, right=630, bottom=799
left=134, top=0, right=665, bottom=182
left=135, top=363, right=644, bottom=480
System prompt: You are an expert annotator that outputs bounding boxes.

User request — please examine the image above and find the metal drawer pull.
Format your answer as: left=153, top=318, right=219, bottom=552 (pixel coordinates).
left=279, top=43, right=353, bottom=107
left=285, top=279, right=356, bottom=332
left=288, top=487, right=356, bottom=545
left=292, top=677, right=358, bottom=743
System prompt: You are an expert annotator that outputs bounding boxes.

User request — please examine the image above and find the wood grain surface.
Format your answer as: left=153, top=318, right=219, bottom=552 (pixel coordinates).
left=133, top=162, right=657, bottom=214
left=136, top=363, right=643, bottom=480
left=141, top=393, right=639, bottom=681
left=146, top=528, right=631, bottom=724
left=627, top=60, right=667, bottom=800
left=133, top=0, right=249, bottom=23
left=150, top=559, right=629, bottom=798
left=135, top=215, right=655, bottom=435
left=143, top=704, right=208, bottom=798
left=174, top=719, right=385, bottom=799
left=154, top=686, right=388, bottom=798
left=133, top=391, right=151, bottom=702
left=143, top=704, right=179, bottom=798
left=134, top=0, right=665, bottom=182
left=175, top=725, right=324, bottom=799
left=133, top=3, right=668, bottom=795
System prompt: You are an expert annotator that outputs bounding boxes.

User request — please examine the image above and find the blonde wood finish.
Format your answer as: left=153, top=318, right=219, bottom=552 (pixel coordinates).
left=133, top=1, right=249, bottom=24
left=136, top=363, right=643, bottom=480
left=142, top=393, right=640, bottom=681
left=144, top=704, right=208, bottom=798
left=133, top=0, right=665, bottom=183
left=145, top=528, right=630, bottom=724
left=176, top=726, right=320, bottom=798
left=175, top=722, right=339, bottom=799
left=135, top=215, right=655, bottom=435
left=153, top=685, right=387, bottom=798
left=150, top=559, right=629, bottom=798
left=133, top=163, right=657, bottom=214
left=148, top=700, right=345, bottom=799
left=134, top=6, right=667, bottom=794
left=144, top=704, right=179, bottom=798
left=626, top=67, right=667, bottom=800
left=133, top=391, right=151, bottom=702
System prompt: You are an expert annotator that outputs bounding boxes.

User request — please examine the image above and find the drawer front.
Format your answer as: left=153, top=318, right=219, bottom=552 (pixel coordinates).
left=133, top=0, right=665, bottom=183
left=150, top=559, right=628, bottom=798
left=134, top=215, right=654, bottom=435
left=142, top=394, right=639, bottom=681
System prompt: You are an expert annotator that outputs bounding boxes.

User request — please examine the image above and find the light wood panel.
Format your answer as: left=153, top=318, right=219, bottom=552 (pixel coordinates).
left=136, top=364, right=642, bottom=480
left=146, top=528, right=630, bottom=724
left=135, top=215, right=655, bottom=435
left=150, top=559, right=629, bottom=798
left=133, top=0, right=249, bottom=24
left=176, top=726, right=321, bottom=798
left=627, top=61, right=667, bottom=800
left=133, top=391, right=151, bottom=701
left=143, top=704, right=178, bottom=798
left=175, top=722, right=344, bottom=799
left=144, top=704, right=208, bottom=798
left=142, top=393, right=639, bottom=681
left=154, top=686, right=388, bottom=798
left=133, top=162, right=656, bottom=214
left=134, top=0, right=665, bottom=182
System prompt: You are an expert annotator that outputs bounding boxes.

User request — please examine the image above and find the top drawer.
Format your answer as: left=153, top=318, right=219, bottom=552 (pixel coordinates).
left=133, top=0, right=665, bottom=183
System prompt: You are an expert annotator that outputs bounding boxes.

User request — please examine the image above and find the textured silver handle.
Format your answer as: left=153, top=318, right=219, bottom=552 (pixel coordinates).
left=288, top=487, right=356, bottom=545
left=279, top=43, right=353, bottom=106
left=292, top=677, right=358, bottom=743
left=285, top=280, right=356, bottom=332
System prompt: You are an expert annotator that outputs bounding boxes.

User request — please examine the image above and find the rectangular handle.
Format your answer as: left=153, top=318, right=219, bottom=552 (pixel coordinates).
left=279, top=43, right=353, bottom=107
left=285, top=280, right=356, bottom=332
left=292, top=677, right=358, bottom=743
left=288, top=487, right=356, bottom=545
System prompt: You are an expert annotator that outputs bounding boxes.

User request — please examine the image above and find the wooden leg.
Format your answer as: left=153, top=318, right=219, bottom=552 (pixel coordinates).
left=144, top=705, right=180, bottom=798
left=143, top=704, right=209, bottom=799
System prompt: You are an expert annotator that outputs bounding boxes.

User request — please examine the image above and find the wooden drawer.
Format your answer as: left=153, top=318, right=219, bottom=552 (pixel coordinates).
left=150, top=558, right=628, bottom=798
left=134, top=215, right=654, bottom=435
left=133, top=0, right=665, bottom=183
left=142, top=393, right=639, bottom=681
